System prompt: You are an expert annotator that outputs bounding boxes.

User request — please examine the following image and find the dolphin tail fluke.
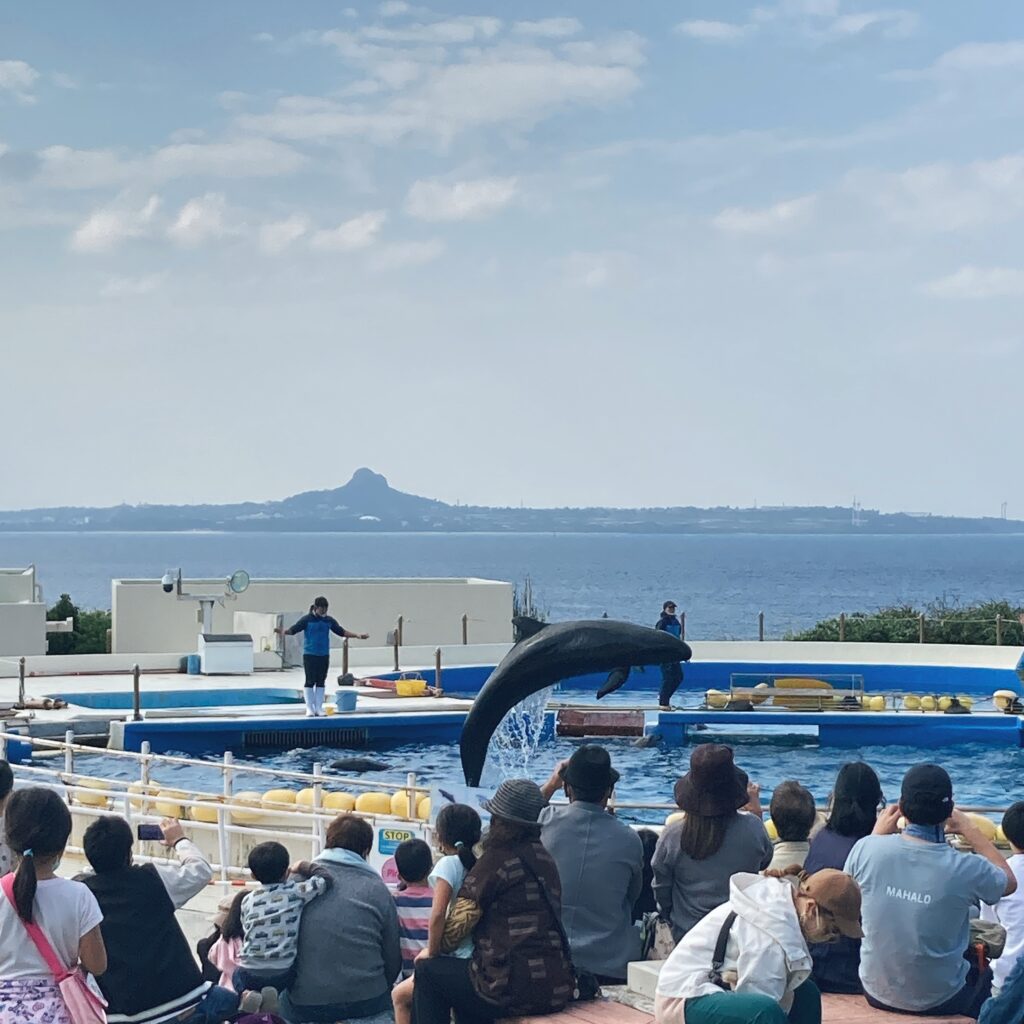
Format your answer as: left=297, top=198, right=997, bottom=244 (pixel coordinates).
left=596, top=666, right=631, bottom=699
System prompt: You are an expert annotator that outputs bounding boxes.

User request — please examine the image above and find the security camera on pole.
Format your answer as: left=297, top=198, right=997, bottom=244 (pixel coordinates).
left=162, top=569, right=254, bottom=674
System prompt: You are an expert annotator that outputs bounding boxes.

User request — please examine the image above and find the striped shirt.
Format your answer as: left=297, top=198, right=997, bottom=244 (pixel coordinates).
left=394, top=884, right=433, bottom=976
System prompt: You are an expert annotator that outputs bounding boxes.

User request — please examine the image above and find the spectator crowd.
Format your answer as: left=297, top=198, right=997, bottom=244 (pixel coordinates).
left=1, top=745, right=1023, bottom=1024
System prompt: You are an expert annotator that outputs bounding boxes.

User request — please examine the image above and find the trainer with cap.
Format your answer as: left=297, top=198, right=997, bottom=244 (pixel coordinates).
left=655, top=867, right=862, bottom=1024
left=539, top=745, right=644, bottom=985
left=653, top=744, right=772, bottom=941
left=655, top=600, right=684, bottom=709
left=413, top=779, right=573, bottom=1024
left=846, top=763, right=1016, bottom=1018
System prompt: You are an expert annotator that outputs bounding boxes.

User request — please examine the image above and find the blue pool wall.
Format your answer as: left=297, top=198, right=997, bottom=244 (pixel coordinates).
left=49, top=688, right=302, bottom=710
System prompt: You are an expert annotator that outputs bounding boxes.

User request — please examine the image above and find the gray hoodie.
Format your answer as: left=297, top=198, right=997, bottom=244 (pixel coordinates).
left=287, top=853, right=402, bottom=1009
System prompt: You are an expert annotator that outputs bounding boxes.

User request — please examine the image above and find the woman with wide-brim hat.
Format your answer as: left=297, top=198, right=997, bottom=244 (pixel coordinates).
left=412, top=779, right=574, bottom=1024
left=652, top=744, right=773, bottom=941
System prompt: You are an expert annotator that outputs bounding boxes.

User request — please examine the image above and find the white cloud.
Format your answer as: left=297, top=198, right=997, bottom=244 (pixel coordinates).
left=379, top=1, right=411, bottom=16
left=70, top=195, right=161, bottom=253
left=933, top=40, right=1024, bottom=74
left=51, top=72, right=79, bottom=90
left=252, top=32, right=275, bottom=43
left=167, top=193, right=232, bottom=247
left=562, top=33, right=646, bottom=69
left=100, top=273, right=166, bottom=298
left=405, top=177, right=518, bottom=222
left=923, top=266, right=1024, bottom=300
left=513, top=19, right=581, bottom=39
left=369, top=238, right=445, bottom=271
left=259, top=214, right=310, bottom=254
left=310, top=210, right=387, bottom=251
left=0, top=59, right=39, bottom=102
left=360, top=17, right=502, bottom=45
left=675, top=20, right=749, bottom=43
left=563, top=250, right=630, bottom=289
left=37, top=138, right=306, bottom=189
left=712, top=194, right=817, bottom=233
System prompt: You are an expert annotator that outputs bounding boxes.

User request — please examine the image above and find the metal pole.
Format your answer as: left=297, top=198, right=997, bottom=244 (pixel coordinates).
left=679, top=612, right=686, bottom=641
left=995, top=614, right=1002, bottom=646
left=462, top=614, right=468, bottom=645
left=18, top=657, right=25, bottom=707
left=758, top=611, right=765, bottom=642
left=393, top=631, right=400, bottom=672
left=218, top=751, right=233, bottom=883
left=342, top=638, right=349, bottom=675
left=132, top=664, right=141, bottom=722
left=64, top=729, right=74, bottom=775
left=407, top=771, right=418, bottom=821
left=434, top=647, right=442, bottom=693
left=397, top=616, right=404, bottom=646
left=918, top=613, right=925, bottom=644
left=839, top=613, right=846, bottom=643
left=140, top=740, right=151, bottom=809
left=312, top=762, right=325, bottom=854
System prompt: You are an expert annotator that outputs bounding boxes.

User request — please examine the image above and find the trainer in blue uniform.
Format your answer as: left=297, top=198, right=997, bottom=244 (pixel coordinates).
left=655, top=600, right=684, bottom=709
left=280, top=597, right=369, bottom=717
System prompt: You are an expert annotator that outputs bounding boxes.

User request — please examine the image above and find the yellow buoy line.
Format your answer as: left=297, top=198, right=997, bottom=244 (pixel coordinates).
left=702, top=688, right=1024, bottom=713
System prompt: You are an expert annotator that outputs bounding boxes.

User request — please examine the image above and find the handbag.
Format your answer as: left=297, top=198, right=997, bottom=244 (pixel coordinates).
left=519, top=855, right=601, bottom=1002
left=1, top=873, right=107, bottom=1024
left=707, top=911, right=737, bottom=990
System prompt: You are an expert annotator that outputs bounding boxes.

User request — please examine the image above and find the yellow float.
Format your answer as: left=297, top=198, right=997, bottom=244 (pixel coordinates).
left=967, top=814, right=997, bottom=841
left=128, top=782, right=159, bottom=811
left=938, top=696, right=953, bottom=712
left=665, top=812, right=685, bottom=826
left=189, top=799, right=220, bottom=824
left=262, top=789, right=298, bottom=810
left=750, top=682, right=771, bottom=706
left=323, top=792, right=357, bottom=813
left=154, top=789, right=189, bottom=817
left=296, top=787, right=317, bottom=807
left=903, top=695, right=921, bottom=711
left=229, top=791, right=265, bottom=824
left=996, top=825, right=1008, bottom=845
left=417, top=796, right=431, bottom=820
left=765, top=819, right=779, bottom=842
left=994, top=690, right=1019, bottom=712
left=867, top=695, right=886, bottom=712
left=919, top=696, right=937, bottom=712
left=390, top=791, right=413, bottom=817
left=705, top=690, right=729, bottom=709
left=355, top=792, right=392, bottom=815
left=75, top=778, right=111, bottom=808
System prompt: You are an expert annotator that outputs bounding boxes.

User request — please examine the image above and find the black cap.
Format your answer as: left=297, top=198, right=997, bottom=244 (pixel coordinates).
left=901, top=764, right=953, bottom=826
left=561, top=745, right=620, bottom=793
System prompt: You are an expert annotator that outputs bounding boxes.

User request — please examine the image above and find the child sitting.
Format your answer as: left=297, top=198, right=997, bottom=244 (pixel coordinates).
left=207, top=890, right=245, bottom=993
left=392, top=804, right=482, bottom=1024
left=766, top=780, right=816, bottom=872
left=981, top=802, right=1024, bottom=997
left=235, top=841, right=326, bottom=1014
left=393, top=839, right=435, bottom=976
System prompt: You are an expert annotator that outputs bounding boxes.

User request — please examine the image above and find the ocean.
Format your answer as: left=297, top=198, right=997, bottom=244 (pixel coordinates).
left=1, top=531, right=1022, bottom=638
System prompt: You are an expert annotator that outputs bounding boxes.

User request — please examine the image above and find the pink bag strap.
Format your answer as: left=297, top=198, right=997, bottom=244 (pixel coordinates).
left=1, top=871, right=69, bottom=981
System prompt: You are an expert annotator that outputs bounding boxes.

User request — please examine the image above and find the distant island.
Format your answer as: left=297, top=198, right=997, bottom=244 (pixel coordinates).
left=1, top=468, right=1020, bottom=535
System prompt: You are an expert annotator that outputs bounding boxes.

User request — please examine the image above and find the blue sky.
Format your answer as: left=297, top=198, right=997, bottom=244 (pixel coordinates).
left=2, top=1, right=1023, bottom=516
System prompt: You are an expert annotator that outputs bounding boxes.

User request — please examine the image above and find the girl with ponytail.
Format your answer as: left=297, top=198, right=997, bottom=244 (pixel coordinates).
left=391, top=803, right=482, bottom=1024
left=0, top=787, right=107, bottom=1023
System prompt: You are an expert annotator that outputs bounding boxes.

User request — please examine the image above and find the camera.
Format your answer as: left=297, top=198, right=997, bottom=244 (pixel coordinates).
left=161, top=572, right=175, bottom=594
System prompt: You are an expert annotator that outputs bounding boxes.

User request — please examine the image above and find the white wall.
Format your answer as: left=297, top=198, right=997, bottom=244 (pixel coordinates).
left=112, top=577, right=514, bottom=654
left=0, top=603, right=46, bottom=658
left=0, top=568, right=35, bottom=604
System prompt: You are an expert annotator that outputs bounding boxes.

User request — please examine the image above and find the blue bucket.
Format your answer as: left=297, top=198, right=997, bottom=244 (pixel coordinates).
left=335, top=690, right=357, bottom=713
left=186, top=654, right=201, bottom=675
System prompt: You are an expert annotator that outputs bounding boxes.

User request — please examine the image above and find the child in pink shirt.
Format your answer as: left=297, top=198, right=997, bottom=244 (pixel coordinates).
left=207, top=891, right=245, bottom=992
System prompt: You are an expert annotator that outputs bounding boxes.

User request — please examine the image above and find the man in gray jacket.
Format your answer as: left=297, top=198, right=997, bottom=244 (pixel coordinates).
left=281, top=814, right=402, bottom=1023
left=540, top=745, right=644, bottom=984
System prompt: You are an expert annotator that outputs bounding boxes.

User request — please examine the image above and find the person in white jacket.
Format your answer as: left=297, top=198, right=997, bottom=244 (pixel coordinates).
left=655, top=869, right=862, bottom=1024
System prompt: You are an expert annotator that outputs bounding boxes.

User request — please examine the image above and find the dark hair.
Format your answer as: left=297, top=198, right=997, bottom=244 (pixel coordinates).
left=435, top=803, right=481, bottom=872
left=0, top=760, right=13, bottom=802
left=83, top=815, right=133, bottom=873
left=248, top=841, right=290, bottom=883
left=770, top=781, right=816, bottom=842
left=1002, top=802, right=1024, bottom=850
left=679, top=812, right=733, bottom=861
left=484, top=816, right=541, bottom=850
left=5, top=787, right=72, bottom=922
left=326, top=813, right=373, bottom=856
left=663, top=601, right=676, bottom=611
left=312, top=596, right=329, bottom=613
left=826, top=762, right=883, bottom=839
left=395, top=838, right=433, bottom=883
left=221, top=890, right=246, bottom=941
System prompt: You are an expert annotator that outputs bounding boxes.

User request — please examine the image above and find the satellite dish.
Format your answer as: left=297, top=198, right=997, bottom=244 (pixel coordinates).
left=228, top=570, right=250, bottom=595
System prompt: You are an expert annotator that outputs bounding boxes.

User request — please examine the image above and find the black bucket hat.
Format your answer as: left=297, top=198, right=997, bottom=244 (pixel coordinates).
left=673, top=744, right=749, bottom=816
left=561, top=745, right=620, bottom=792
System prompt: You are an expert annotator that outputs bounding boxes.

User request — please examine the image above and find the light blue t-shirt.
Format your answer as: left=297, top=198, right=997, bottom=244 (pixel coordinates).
left=846, top=834, right=1007, bottom=1011
left=427, top=854, right=472, bottom=958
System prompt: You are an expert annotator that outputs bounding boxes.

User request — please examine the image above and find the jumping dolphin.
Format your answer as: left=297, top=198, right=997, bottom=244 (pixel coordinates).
left=460, top=619, right=692, bottom=786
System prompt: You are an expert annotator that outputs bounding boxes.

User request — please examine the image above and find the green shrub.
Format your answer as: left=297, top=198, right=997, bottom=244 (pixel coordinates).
left=46, top=594, right=111, bottom=655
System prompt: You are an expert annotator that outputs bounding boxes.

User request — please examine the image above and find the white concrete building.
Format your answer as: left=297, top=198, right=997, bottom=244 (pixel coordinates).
left=0, top=567, right=46, bottom=657
left=111, top=576, right=514, bottom=654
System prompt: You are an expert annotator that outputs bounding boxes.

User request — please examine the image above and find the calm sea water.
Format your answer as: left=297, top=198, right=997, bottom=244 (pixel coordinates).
left=1, top=531, right=1023, bottom=639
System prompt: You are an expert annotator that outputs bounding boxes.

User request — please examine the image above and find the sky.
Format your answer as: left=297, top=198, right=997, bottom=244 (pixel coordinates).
left=2, top=1, right=1023, bottom=517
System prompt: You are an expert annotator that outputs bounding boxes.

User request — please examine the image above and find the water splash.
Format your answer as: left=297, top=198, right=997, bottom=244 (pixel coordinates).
left=489, top=685, right=555, bottom=781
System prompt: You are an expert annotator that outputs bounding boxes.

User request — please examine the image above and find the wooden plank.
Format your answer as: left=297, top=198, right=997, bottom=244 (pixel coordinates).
left=821, top=994, right=970, bottom=1024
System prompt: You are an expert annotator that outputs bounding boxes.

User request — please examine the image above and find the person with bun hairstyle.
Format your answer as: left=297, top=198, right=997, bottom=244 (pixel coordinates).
left=0, top=786, right=107, bottom=1023
left=280, top=597, right=369, bottom=717
left=392, top=803, right=482, bottom=1024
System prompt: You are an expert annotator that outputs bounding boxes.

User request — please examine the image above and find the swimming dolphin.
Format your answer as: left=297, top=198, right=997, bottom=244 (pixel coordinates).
left=460, top=619, right=692, bottom=786
left=330, top=757, right=393, bottom=773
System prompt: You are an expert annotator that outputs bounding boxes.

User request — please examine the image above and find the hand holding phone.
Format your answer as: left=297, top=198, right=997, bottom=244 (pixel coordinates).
left=137, top=823, right=164, bottom=842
